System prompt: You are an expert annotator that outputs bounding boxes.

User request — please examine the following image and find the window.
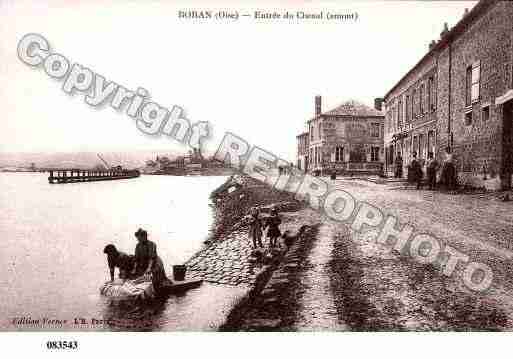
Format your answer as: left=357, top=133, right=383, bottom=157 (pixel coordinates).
left=427, top=78, right=431, bottom=111
left=310, top=126, right=314, bottom=141
left=398, top=98, right=403, bottom=128
left=466, top=62, right=481, bottom=105
left=471, top=63, right=481, bottom=103
left=418, top=134, right=424, bottom=159
left=482, top=106, right=490, bottom=122
left=371, top=147, right=380, bottom=162
left=405, top=95, right=410, bottom=123
left=466, top=66, right=472, bottom=106
left=335, top=146, right=344, bottom=162
left=427, top=131, right=435, bottom=157
left=428, top=76, right=435, bottom=111
left=371, top=123, right=380, bottom=137
left=465, top=110, right=472, bottom=126
left=318, top=123, right=322, bottom=140
left=391, top=105, right=395, bottom=130
left=412, top=89, right=417, bottom=118
left=420, top=84, right=424, bottom=114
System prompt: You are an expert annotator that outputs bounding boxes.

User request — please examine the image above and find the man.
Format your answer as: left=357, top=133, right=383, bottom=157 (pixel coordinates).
left=426, top=152, right=439, bottom=190
left=410, top=152, right=423, bottom=190
left=132, top=228, right=171, bottom=291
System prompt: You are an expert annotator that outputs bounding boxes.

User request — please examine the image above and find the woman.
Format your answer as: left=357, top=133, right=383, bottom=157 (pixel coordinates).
left=132, top=228, right=171, bottom=291
left=247, top=207, right=263, bottom=249
left=103, top=244, right=134, bottom=282
left=265, top=207, right=282, bottom=248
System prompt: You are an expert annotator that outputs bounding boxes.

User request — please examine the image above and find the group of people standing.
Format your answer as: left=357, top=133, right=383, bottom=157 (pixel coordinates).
left=394, top=149, right=457, bottom=191
left=247, top=206, right=282, bottom=250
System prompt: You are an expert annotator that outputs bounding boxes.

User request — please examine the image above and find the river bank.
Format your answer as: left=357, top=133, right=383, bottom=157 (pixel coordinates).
left=186, top=175, right=305, bottom=285
left=181, top=174, right=332, bottom=330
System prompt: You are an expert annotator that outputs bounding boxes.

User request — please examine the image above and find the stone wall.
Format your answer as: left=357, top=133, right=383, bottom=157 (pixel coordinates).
left=385, top=0, right=513, bottom=189
left=437, top=0, right=512, bottom=189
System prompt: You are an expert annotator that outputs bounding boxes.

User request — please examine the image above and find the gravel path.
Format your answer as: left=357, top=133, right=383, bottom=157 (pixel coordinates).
left=324, top=179, right=513, bottom=330
left=294, top=220, right=348, bottom=331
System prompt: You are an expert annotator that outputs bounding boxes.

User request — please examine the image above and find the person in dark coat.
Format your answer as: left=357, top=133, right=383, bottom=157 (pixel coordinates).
left=440, top=150, right=457, bottom=191
left=103, top=244, right=134, bottom=282
left=409, top=152, right=423, bottom=189
left=426, top=152, right=440, bottom=190
left=265, top=207, right=282, bottom=248
left=247, top=207, right=263, bottom=249
left=395, top=153, right=403, bottom=178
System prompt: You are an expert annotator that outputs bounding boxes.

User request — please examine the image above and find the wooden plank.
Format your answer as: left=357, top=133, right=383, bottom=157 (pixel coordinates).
left=161, top=278, right=203, bottom=294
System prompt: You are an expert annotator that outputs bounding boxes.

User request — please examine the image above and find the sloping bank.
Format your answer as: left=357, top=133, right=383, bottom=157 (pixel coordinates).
left=186, top=174, right=305, bottom=286
left=186, top=174, right=323, bottom=331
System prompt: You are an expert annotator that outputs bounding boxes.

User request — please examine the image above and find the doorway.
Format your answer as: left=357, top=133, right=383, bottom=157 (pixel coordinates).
left=502, top=100, right=513, bottom=189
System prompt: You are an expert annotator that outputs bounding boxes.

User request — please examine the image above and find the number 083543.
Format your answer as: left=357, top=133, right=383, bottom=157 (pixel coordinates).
left=46, top=341, right=78, bottom=350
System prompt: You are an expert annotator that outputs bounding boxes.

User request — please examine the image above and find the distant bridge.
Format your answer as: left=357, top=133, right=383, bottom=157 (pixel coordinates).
left=47, top=168, right=140, bottom=184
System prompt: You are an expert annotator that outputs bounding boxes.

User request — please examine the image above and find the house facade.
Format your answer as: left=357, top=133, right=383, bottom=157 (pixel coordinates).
left=296, top=132, right=309, bottom=172
left=384, top=0, right=513, bottom=190
left=297, top=96, right=384, bottom=175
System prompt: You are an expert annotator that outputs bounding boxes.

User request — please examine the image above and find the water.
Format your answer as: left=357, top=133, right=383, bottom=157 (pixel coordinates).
left=0, top=173, right=248, bottom=331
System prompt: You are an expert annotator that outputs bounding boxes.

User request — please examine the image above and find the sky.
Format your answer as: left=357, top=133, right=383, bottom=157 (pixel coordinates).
left=0, top=0, right=477, bottom=162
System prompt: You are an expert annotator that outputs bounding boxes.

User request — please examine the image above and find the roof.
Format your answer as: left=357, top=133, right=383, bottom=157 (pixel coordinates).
left=384, top=0, right=498, bottom=100
left=313, top=99, right=383, bottom=120
left=296, top=132, right=308, bottom=138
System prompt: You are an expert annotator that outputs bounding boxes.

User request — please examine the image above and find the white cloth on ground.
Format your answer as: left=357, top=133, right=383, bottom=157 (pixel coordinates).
left=99, top=277, right=155, bottom=300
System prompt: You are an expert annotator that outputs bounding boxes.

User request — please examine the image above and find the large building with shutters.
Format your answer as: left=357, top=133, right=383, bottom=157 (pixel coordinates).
left=384, top=0, right=513, bottom=190
left=297, top=96, right=384, bottom=175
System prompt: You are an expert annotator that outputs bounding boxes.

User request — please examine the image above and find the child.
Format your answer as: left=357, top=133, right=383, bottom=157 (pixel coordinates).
left=265, top=207, right=282, bottom=248
left=248, top=207, right=263, bottom=249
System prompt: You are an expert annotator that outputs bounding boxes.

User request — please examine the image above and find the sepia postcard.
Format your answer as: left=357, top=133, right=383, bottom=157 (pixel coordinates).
left=1, top=0, right=512, bottom=356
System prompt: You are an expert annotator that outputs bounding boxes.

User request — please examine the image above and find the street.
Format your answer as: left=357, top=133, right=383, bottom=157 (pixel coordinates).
left=293, top=178, right=513, bottom=330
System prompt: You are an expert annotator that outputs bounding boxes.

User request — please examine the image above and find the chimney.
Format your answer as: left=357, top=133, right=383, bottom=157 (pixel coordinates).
left=440, top=22, right=449, bottom=38
left=463, top=8, right=469, bottom=17
left=429, top=40, right=437, bottom=50
left=315, top=96, right=322, bottom=117
left=374, top=98, right=383, bottom=111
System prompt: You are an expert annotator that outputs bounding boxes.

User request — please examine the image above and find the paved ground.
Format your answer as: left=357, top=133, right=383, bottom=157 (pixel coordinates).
left=292, top=178, right=513, bottom=330
left=208, top=173, right=513, bottom=331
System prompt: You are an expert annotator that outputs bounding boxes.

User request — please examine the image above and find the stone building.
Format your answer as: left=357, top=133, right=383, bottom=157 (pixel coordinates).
left=297, top=96, right=384, bottom=175
left=384, top=0, right=513, bottom=190
left=296, top=132, right=309, bottom=172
